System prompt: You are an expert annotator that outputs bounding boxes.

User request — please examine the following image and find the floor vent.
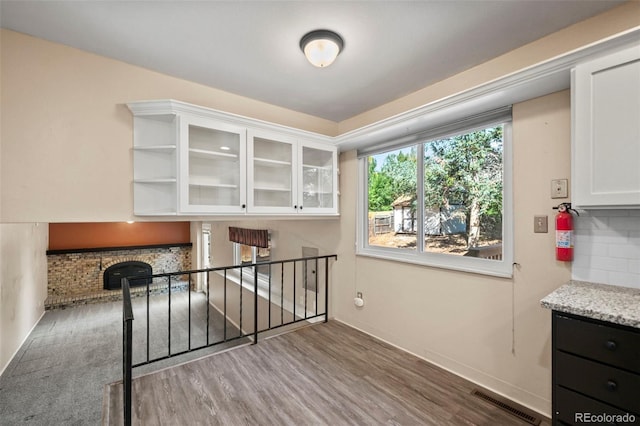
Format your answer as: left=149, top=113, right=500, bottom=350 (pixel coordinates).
left=470, top=388, right=542, bottom=425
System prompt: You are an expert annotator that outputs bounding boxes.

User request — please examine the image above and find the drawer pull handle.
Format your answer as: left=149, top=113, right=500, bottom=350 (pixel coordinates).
left=606, top=380, right=617, bottom=391
left=605, top=340, right=617, bottom=351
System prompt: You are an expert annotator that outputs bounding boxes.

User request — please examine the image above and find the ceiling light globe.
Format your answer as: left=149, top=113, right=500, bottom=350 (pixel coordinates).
left=304, top=39, right=340, bottom=67
left=300, top=30, right=344, bottom=68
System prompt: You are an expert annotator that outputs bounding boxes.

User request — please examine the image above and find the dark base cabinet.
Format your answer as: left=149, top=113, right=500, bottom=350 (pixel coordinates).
left=552, top=311, right=640, bottom=425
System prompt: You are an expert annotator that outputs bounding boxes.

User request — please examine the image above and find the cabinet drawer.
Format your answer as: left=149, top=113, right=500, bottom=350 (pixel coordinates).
left=555, top=313, right=640, bottom=373
left=555, top=386, right=634, bottom=425
left=556, top=351, right=640, bottom=413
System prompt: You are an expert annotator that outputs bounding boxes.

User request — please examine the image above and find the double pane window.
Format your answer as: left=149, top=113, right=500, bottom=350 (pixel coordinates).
left=360, top=117, right=512, bottom=277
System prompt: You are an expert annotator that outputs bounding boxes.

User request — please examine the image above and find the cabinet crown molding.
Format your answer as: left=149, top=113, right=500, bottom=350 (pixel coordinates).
left=127, top=99, right=333, bottom=145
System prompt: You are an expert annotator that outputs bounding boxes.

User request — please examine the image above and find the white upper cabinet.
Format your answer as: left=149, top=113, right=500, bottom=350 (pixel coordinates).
left=572, top=43, right=640, bottom=208
left=179, top=115, right=247, bottom=214
left=128, top=100, right=338, bottom=217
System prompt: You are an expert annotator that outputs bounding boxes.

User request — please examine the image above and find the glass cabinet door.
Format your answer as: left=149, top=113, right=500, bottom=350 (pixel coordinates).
left=298, top=141, right=338, bottom=214
left=247, top=130, right=296, bottom=214
left=179, top=115, right=246, bottom=213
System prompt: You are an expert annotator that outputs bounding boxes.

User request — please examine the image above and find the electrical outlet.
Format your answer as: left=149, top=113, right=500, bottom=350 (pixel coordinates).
left=551, top=179, right=568, bottom=199
left=534, top=215, right=548, bottom=233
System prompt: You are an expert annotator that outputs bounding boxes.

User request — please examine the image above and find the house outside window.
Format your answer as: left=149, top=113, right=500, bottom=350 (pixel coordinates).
left=358, top=109, right=513, bottom=277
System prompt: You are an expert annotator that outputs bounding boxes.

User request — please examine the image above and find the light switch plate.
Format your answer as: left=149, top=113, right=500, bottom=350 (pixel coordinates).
left=551, top=179, right=568, bottom=199
left=534, top=215, right=548, bottom=233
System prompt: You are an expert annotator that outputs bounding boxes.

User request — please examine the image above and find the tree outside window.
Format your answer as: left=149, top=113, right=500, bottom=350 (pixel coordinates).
left=367, top=125, right=504, bottom=260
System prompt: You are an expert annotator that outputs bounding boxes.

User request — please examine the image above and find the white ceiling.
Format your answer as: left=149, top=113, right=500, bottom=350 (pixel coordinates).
left=0, top=1, right=624, bottom=122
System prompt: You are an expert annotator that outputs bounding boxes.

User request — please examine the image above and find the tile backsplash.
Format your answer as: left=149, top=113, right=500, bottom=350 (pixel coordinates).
left=572, top=209, right=640, bottom=289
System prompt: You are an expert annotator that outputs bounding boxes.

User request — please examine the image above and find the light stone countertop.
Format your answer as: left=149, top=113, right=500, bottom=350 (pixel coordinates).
left=541, top=280, right=640, bottom=329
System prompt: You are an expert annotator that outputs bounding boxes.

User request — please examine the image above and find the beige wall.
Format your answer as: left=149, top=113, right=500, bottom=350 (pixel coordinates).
left=333, top=91, right=572, bottom=415
left=0, top=223, right=48, bottom=374
left=0, top=29, right=336, bottom=223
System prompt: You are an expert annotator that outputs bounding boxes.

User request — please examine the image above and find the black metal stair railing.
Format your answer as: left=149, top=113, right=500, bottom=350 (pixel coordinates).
left=121, top=254, right=336, bottom=426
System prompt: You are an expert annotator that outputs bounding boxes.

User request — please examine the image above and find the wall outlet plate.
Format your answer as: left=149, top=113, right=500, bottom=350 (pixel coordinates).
left=551, top=179, right=568, bottom=198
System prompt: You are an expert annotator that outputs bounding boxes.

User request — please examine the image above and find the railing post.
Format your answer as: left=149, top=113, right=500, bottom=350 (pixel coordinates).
left=188, top=273, right=192, bottom=351
left=324, top=258, right=330, bottom=323
left=206, top=271, right=210, bottom=346
left=268, top=264, right=272, bottom=329
left=253, top=270, right=258, bottom=344
left=315, top=258, right=318, bottom=317
left=146, top=276, right=150, bottom=364
left=293, top=262, right=296, bottom=320
left=168, top=275, right=172, bottom=357
left=122, top=278, right=133, bottom=426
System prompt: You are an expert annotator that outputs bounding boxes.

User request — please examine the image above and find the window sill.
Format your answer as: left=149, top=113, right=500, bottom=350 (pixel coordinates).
left=356, top=246, right=513, bottom=278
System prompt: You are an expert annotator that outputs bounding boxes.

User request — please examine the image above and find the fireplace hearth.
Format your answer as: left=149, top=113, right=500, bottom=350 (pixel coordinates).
left=103, top=261, right=152, bottom=290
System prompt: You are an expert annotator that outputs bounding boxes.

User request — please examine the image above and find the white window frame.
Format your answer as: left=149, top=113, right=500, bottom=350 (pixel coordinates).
left=232, top=240, right=271, bottom=280
left=356, top=121, right=514, bottom=278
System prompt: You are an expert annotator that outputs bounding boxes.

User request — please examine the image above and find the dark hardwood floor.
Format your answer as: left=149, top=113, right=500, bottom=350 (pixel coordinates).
left=106, top=320, right=550, bottom=425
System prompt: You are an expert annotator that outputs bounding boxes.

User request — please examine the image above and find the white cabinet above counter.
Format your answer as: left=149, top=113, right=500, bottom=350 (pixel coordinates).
left=572, top=42, right=640, bottom=208
left=128, top=100, right=338, bottom=217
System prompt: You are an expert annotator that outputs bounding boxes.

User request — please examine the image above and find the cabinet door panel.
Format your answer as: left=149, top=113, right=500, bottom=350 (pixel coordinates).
left=573, top=43, right=640, bottom=207
left=591, top=60, right=640, bottom=195
left=299, top=141, right=338, bottom=214
left=247, top=130, right=296, bottom=214
left=179, top=116, right=246, bottom=214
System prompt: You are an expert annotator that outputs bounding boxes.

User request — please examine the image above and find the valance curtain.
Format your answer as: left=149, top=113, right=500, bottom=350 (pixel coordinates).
left=228, top=227, right=269, bottom=248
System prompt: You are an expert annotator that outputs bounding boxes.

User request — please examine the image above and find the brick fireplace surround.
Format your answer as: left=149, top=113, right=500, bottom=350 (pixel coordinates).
left=46, top=243, right=192, bottom=309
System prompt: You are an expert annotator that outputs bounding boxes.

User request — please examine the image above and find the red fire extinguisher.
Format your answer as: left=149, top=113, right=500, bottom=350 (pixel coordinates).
left=554, top=203, right=578, bottom=261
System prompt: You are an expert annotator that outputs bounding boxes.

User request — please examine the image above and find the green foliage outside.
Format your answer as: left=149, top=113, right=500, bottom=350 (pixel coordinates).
left=368, top=126, right=503, bottom=248
left=368, top=149, right=417, bottom=211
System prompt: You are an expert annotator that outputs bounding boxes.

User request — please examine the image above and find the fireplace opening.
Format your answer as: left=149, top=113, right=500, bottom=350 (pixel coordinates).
left=103, top=261, right=152, bottom=290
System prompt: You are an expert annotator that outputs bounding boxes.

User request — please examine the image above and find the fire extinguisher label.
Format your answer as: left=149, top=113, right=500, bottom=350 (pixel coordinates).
left=556, top=230, right=572, bottom=248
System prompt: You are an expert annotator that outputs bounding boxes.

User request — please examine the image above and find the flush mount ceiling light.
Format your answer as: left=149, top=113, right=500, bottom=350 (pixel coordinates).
left=300, top=29, right=344, bottom=68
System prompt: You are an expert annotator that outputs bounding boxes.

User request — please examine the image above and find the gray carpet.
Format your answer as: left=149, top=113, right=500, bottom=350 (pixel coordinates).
left=0, top=292, right=245, bottom=425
